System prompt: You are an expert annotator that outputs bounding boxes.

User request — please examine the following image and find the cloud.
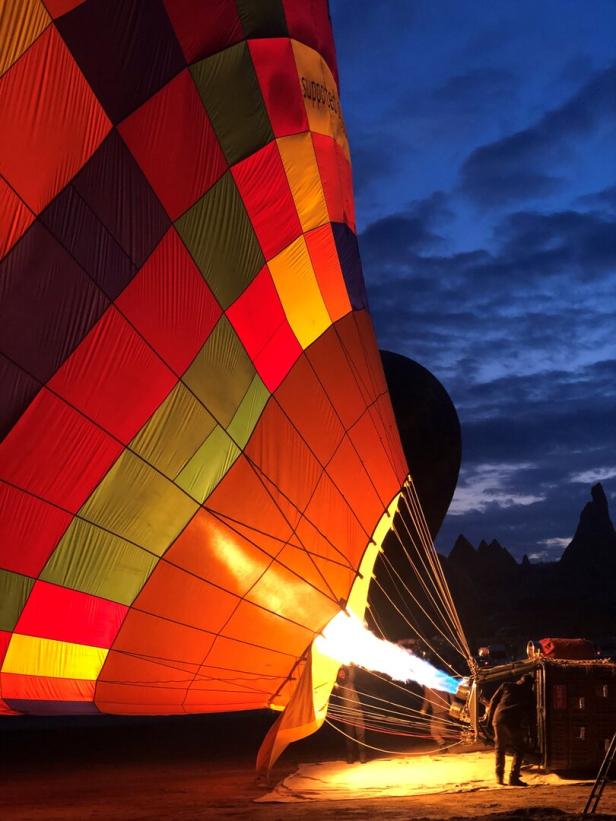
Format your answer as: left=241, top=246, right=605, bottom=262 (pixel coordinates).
left=569, top=467, right=616, bottom=484
left=448, top=463, right=545, bottom=515
left=458, top=65, right=616, bottom=204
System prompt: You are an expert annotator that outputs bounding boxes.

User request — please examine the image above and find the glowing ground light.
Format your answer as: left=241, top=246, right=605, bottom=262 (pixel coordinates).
left=315, top=611, right=460, bottom=694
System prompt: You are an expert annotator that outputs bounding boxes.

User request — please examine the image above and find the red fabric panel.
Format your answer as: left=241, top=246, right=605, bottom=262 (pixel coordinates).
left=119, top=70, right=227, bottom=221
left=44, top=0, right=85, bottom=17
left=49, top=308, right=177, bottom=444
left=116, top=229, right=221, bottom=375
left=231, top=142, right=301, bottom=260
left=0, top=389, right=122, bottom=513
left=0, top=484, right=71, bottom=576
left=274, top=354, right=344, bottom=466
left=0, top=179, right=34, bottom=260
left=327, top=435, right=383, bottom=535
left=245, top=401, right=322, bottom=516
left=0, top=673, right=95, bottom=702
left=0, top=631, right=10, bottom=666
left=0, top=27, right=110, bottom=213
left=16, top=581, right=128, bottom=648
left=163, top=0, right=243, bottom=63
left=336, top=141, right=356, bottom=232
left=249, top=39, right=308, bottom=138
left=282, top=0, right=339, bottom=86
left=227, top=266, right=301, bottom=391
left=311, top=133, right=343, bottom=224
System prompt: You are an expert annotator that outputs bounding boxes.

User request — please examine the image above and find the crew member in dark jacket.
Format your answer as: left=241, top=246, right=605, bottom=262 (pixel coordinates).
left=486, top=674, right=534, bottom=786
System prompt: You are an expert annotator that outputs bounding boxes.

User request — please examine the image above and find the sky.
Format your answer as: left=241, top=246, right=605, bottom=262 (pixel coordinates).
left=330, top=0, right=616, bottom=561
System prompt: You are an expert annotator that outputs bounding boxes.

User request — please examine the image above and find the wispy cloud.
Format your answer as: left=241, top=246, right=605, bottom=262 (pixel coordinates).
left=569, top=467, right=616, bottom=484
left=449, top=463, right=545, bottom=515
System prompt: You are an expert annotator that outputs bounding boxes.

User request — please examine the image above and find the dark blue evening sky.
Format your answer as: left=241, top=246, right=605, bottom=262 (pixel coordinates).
left=331, top=1, right=616, bottom=560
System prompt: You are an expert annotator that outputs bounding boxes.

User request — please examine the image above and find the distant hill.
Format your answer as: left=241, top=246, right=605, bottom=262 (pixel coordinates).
left=441, top=482, right=616, bottom=641
left=371, top=482, right=616, bottom=647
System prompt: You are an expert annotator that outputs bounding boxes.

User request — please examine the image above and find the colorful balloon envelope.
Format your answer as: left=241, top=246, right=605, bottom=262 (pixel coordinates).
left=0, top=0, right=408, bottom=726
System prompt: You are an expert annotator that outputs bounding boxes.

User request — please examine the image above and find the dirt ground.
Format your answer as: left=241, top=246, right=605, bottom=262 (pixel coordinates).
left=1, top=713, right=614, bottom=820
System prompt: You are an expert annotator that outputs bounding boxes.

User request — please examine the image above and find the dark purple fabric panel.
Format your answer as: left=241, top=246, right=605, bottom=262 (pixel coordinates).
left=41, top=185, right=137, bottom=301
left=0, top=222, right=108, bottom=385
left=0, top=355, right=40, bottom=441
left=4, top=699, right=102, bottom=716
left=56, top=0, right=186, bottom=124
left=332, top=222, right=368, bottom=311
left=72, top=132, right=170, bottom=269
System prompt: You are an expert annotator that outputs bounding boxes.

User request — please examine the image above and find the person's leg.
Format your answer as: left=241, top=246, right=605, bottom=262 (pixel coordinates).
left=494, top=725, right=505, bottom=784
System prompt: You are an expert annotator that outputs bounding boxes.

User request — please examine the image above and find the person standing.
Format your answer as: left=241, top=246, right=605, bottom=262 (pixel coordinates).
left=335, top=665, right=367, bottom=763
left=420, top=686, right=453, bottom=751
left=486, top=674, right=535, bottom=786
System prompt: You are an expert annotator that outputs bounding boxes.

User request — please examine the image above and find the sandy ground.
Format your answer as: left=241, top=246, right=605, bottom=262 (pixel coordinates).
left=1, top=713, right=614, bottom=820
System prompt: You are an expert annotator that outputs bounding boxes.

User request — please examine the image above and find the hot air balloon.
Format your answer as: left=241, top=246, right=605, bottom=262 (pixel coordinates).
left=1, top=0, right=466, bottom=769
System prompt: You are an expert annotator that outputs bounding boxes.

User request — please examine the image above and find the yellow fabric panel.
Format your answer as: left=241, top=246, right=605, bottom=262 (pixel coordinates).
left=268, top=236, right=331, bottom=349
left=3, top=634, right=108, bottom=680
left=277, top=134, right=329, bottom=234
left=290, top=39, right=350, bottom=161
left=0, top=0, right=50, bottom=76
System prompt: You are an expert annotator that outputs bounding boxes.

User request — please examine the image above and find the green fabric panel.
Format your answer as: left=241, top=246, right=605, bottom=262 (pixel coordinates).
left=175, top=172, right=264, bottom=309
left=41, top=518, right=158, bottom=606
left=183, top=316, right=256, bottom=427
left=131, top=383, right=216, bottom=479
left=190, top=42, right=274, bottom=166
left=176, top=426, right=241, bottom=503
left=80, top=451, right=198, bottom=556
left=237, top=0, right=288, bottom=37
left=226, top=374, right=269, bottom=448
left=0, top=569, right=34, bottom=631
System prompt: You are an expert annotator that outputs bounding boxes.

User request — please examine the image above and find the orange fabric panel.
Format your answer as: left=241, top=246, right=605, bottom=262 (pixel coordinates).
left=222, top=600, right=316, bottom=659
left=268, top=236, right=331, bottom=349
left=133, top=562, right=239, bottom=635
left=205, top=636, right=296, bottom=678
left=327, top=436, right=384, bottom=535
left=339, top=311, right=388, bottom=401
left=0, top=673, right=95, bottom=702
left=0, top=0, right=50, bottom=75
left=333, top=313, right=378, bottom=406
left=244, top=559, right=337, bottom=629
left=0, top=26, right=111, bottom=212
left=167, top=508, right=272, bottom=598
left=107, top=609, right=215, bottom=668
left=301, top=472, right=368, bottom=569
left=205, top=455, right=296, bottom=542
left=305, top=224, right=351, bottom=323
left=277, top=133, right=329, bottom=233
left=274, top=354, right=344, bottom=466
left=182, top=690, right=267, bottom=711
left=306, top=328, right=366, bottom=430
left=348, top=412, right=400, bottom=507
left=0, top=177, right=35, bottom=260
left=373, top=393, right=409, bottom=485
left=291, top=518, right=356, bottom=603
left=245, top=400, right=322, bottom=516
